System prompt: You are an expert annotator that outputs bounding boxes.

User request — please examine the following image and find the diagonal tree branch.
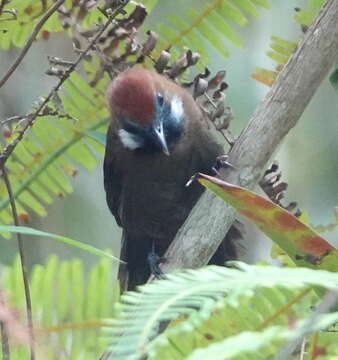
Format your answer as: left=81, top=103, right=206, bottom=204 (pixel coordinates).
left=161, top=0, right=338, bottom=273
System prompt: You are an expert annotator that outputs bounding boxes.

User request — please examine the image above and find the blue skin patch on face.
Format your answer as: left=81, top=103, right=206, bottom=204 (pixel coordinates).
left=121, top=93, right=185, bottom=154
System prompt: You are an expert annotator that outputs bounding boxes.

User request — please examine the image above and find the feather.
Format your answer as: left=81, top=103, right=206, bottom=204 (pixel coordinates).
left=104, top=68, right=240, bottom=290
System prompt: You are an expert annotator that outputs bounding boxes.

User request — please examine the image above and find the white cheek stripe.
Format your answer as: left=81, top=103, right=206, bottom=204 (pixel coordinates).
left=171, top=96, right=184, bottom=121
left=118, top=129, right=142, bottom=150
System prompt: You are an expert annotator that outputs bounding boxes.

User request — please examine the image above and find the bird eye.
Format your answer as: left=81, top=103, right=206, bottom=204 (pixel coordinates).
left=157, top=93, right=164, bottom=106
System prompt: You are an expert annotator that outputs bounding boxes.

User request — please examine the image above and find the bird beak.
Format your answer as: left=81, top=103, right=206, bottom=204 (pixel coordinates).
left=153, top=121, right=170, bottom=156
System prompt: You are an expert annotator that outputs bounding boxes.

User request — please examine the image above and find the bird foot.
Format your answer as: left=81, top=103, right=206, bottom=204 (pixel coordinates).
left=147, top=251, right=166, bottom=279
left=211, top=155, right=236, bottom=176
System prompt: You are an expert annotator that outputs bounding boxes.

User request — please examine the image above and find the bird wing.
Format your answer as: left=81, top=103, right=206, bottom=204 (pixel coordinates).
left=103, top=125, right=123, bottom=227
left=103, top=126, right=131, bottom=288
left=104, top=125, right=147, bottom=290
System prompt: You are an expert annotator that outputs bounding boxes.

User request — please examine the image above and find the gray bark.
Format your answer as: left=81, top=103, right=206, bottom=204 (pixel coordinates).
left=161, top=0, right=338, bottom=273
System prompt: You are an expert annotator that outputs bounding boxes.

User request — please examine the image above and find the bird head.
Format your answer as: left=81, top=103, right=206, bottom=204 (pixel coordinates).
left=107, top=68, right=186, bottom=155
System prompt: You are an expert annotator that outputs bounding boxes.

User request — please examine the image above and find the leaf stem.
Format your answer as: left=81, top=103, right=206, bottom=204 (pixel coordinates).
left=255, top=288, right=312, bottom=331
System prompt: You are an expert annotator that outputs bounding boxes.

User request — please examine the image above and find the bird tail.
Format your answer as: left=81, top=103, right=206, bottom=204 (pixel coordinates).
left=118, top=231, right=153, bottom=291
left=118, top=222, right=243, bottom=291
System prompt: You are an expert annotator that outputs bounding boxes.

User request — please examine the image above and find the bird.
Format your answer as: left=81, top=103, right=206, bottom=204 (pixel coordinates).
left=103, top=67, right=239, bottom=290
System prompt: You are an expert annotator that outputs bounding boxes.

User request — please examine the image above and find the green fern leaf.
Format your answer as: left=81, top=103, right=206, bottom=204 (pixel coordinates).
left=0, top=68, right=110, bottom=230
left=0, top=0, right=63, bottom=49
left=0, top=0, right=160, bottom=50
left=218, top=2, right=248, bottom=26
left=294, top=0, right=325, bottom=27
left=207, top=10, right=244, bottom=47
left=1, top=254, right=118, bottom=359
left=186, top=9, right=230, bottom=58
left=185, top=316, right=338, bottom=360
left=253, top=1, right=325, bottom=86
left=103, top=263, right=338, bottom=359
left=266, top=50, right=290, bottom=65
left=155, top=0, right=269, bottom=60
left=235, top=0, right=260, bottom=16
left=252, top=36, right=297, bottom=86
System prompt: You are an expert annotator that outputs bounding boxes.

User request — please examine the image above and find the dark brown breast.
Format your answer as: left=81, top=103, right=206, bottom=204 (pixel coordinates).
left=104, top=120, right=223, bottom=249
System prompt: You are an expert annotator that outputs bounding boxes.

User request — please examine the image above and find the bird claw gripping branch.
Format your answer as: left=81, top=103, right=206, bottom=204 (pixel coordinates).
left=211, top=155, right=237, bottom=176
left=147, top=251, right=166, bottom=280
left=87, top=1, right=298, bottom=292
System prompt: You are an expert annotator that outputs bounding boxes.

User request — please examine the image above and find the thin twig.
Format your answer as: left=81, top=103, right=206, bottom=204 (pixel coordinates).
left=1, top=110, right=77, bottom=127
left=299, top=337, right=306, bottom=360
left=40, top=0, right=47, bottom=13
left=0, top=0, right=7, bottom=16
left=0, top=292, right=10, bottom=360
left=1, top=167, right=35, bottom=360
left=0, top=4, right=125, bottom=167
left=0, top=9, right=17, bottom=22
left=0, top=0, right=66, bottom=89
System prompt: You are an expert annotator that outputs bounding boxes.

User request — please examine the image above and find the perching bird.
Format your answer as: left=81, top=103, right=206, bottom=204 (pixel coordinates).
left=104, top=68, right=238, bottom=290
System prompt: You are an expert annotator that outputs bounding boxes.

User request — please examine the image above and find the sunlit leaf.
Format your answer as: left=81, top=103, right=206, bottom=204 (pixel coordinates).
left=197, top=173, right=338, bottom=272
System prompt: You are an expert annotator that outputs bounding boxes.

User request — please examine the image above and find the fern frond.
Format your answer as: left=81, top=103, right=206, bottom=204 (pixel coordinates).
left=294, top=0, right=325, bottom=28
left=0, top=0, right=159, bottom=50
left=2, top=254, right=118, bottom=359
left=184, top=314, right=338, bottom=360
left=103, top=263, right=338, bottom=359
left=0, top=71, right=109, bottom=230
left=1, top=0, right=62, bottom=49
left=252, top=36, right=297, bottom=86
left=155, top=0, right=269, bottom=61
left=252, top=1, right=325, bottom=86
